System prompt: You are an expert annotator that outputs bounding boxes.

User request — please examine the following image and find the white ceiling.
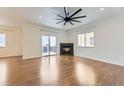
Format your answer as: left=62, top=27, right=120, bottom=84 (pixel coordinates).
left=0, top=7, right=123, bottom=29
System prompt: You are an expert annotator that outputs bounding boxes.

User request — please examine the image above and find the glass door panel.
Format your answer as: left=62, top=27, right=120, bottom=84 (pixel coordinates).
left=50, top=36, right=56, bottom=55
left=42, top=35, right=49, bottom=56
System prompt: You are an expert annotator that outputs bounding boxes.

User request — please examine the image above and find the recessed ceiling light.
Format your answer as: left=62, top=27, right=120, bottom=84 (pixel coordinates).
left=39, top=16, right=42, bottom=19
left=100, top=8, right=104, bottom=11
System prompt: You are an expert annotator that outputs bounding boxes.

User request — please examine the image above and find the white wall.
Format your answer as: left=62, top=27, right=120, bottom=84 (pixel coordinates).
left=68, top=13, right=124, bottom=66
left=1, top=11, right=124, bottom=66
left=22, top=24, right=67, bottom=59
left=0, top=26, right=22, bottom=57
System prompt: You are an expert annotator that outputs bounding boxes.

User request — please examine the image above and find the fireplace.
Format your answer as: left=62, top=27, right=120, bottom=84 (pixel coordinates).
left=60, top=43, right=73, bottom=55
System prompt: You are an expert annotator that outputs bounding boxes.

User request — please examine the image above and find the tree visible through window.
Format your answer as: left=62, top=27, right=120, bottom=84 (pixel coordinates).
left=0, top=33, right=6, bottom=47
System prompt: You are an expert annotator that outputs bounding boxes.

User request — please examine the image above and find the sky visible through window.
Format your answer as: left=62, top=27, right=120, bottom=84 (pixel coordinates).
left=50, top=36, right=56, bottom=47
left=42, top=36, right=56, bottom=47
left=0, top=33, right=6, bottom=47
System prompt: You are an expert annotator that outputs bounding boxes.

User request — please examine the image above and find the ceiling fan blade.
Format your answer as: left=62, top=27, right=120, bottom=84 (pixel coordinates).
left=57, top=14, right=65, bottom=18
left=69, top=21, right=74, bottom=25
left=71, top=19, right=81, bottom=23
left=69, top=8, right=82, bottom=18
left=64, top=21, right=67, bottom=26
left=67, top=12, right=69, bottom=16
left=56, top=20, right=64, bottom=24
left=71, top=15, right=86, bottom=19
left=64, top=7, right=67, bottom=17
left=52, top=18, right=63, bottom=20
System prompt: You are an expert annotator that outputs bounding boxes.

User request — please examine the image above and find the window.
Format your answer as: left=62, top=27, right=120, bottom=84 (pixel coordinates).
left=0, top=33, right=6, bottom=47
left=78, top=34, right=85, bottom=47
left=86, top=32, right=94, bottom=47
left=78, top=32, right=94, bottom=47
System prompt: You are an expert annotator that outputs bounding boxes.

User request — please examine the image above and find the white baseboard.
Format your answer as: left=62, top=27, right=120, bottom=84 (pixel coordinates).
left=22, top=55, right=41, bottom=60
left=75, top=54, right=124, bottom=67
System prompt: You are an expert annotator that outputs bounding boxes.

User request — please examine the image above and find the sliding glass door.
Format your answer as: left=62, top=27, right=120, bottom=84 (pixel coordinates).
left=42, top=35, right=57, bottom=56
left=50, top=36, right=56, bottom=55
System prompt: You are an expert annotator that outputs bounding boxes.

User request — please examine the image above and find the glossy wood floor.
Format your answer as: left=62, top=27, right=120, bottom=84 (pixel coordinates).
left=0, top=55, right=124, bottom=86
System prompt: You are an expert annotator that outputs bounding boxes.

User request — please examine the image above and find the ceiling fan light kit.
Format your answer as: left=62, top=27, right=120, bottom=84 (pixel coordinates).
left=55, top=7, right=87, bottom=26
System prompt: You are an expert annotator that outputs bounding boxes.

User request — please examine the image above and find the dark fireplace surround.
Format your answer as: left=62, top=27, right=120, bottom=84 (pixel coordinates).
left=60, top=43, right=73, bottom=56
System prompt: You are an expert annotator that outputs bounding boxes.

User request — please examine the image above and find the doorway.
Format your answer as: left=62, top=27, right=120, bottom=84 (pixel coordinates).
left=42, top=35, right=57, bottom=56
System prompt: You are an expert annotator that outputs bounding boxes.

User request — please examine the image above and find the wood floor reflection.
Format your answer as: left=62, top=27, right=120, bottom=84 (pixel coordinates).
left=0, top=55, right=124, bottom=86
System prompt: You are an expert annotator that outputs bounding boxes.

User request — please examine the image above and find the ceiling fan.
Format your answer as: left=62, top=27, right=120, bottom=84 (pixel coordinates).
left=55, top=7, right=87, bottom=26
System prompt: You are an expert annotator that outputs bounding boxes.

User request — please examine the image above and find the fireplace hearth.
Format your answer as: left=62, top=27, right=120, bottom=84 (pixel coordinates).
left=60, top=43, right=73, bottom=55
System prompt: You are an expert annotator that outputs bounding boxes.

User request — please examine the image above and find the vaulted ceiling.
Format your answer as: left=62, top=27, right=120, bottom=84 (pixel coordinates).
left=0, top=7, right=123, bottom=29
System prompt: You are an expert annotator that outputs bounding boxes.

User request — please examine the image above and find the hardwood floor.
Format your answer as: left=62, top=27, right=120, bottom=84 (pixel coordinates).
left=0, top=55, right=124, bottom=86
